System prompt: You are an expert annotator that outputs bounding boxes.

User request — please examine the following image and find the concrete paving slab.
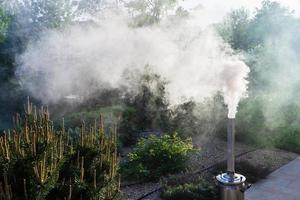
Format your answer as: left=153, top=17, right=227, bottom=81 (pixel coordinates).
left=246, top=157, right=300, bottom=200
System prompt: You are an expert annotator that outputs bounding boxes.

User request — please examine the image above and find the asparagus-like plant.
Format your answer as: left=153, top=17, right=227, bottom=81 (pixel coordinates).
left=0, top=98, right=121, bottom=200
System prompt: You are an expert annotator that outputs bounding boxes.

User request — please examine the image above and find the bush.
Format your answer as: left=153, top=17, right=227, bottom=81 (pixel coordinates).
left=161, top=182, right=219, bottom=200
left=275, top=128, right=300, bottom=153
left=160, top=173, right=219, bottom=200
left=235, top=97, right=268, bottom=146
left=118, top=107, right=139, bottom=145
left=121, top=133, right=195, bottom=180
left=273, top=103, right=300, bottom=153
left=171, top=94, right=227, bottom=139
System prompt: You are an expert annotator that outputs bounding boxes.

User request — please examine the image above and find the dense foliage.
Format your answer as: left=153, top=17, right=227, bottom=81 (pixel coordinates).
left=0, top=0, right=300, bottom=153
left=161, top=183, right=219, bottom=200
left=0, top=99, right=120, bottom=199
left=161, top=175, right=219, bottom=200
left=126, top=0, right=179, bottom=26
left=119, top=66, right=171, bottom=145
left=0, top=8, right=9, bottom=43
left=121, top=133, right=195, bottom=180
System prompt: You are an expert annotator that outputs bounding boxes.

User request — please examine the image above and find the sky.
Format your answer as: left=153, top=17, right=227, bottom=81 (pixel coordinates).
left=180, top=0, right=300, bottom=25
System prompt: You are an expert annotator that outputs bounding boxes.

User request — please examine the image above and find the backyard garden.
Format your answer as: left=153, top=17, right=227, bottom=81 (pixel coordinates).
left=0, top=0, right=300, bottom=199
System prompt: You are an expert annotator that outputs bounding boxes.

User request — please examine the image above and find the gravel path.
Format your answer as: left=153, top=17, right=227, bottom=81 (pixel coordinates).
left=121, top=182, right=161, bottom=200
left=188, top=136, right=255, bottom=172
left=236, top=148, right=298, bottom=172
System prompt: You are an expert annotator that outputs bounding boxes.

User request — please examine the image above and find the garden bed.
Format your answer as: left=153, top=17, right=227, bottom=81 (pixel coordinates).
left=121, top=136, right=299, bottom=200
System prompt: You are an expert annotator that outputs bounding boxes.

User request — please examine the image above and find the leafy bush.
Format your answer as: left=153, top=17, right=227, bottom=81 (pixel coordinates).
left=161, top=173, right=219, bottom=200
left=161, top=182, right=219, bottom=200
left=273, top=103, right=300, bottom=153
left=121, top=133, right=195, bottom=180
left=235, top=97, right=270, bottom=146
left=275, top=128, right=300, bottom=153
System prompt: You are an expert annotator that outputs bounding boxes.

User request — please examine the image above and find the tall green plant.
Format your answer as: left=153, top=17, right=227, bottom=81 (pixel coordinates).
left=0, top=98, right=121, bottom=200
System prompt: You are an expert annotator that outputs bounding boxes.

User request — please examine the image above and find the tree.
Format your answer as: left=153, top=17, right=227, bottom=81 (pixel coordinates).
left=217, top=0, right=300, bottom=149
left=248, top=0, right=295, bottom=47
left=0, top=0, right=107, bottom=130
left=0, top=7, right=9, bottom=43
left=217, top=8, right=251, bottom=51
left=125, top=0, right=178, bottom=26
left=119, top=65, right=171, bottom=145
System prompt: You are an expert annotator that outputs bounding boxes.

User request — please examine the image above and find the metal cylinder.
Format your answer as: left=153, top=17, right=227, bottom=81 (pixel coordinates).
left=215, top=118, right=250, bottom=200
left=227, top=118, right=235, bottom=176
left=216, top=173, right=247, bottom=200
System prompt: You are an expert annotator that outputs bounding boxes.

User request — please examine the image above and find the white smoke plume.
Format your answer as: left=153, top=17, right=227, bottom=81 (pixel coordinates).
left=221, top=60, right=249, bottom=118
left=17, top=10, right=250, bottom=118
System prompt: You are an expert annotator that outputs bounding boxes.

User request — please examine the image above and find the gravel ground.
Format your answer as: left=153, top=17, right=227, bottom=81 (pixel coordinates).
left=188, top=136, right=255, bottom=172
left=121, top=136, right=299, bottom=200
left=141, top=191, right=162, bottom=200
left=121, top=182, right=161, bottom=200
left=236, top=148, right=299, bottom=172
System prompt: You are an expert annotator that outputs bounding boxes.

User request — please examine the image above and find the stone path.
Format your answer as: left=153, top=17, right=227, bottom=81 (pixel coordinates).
left=246, top=157, right=300, bottom=200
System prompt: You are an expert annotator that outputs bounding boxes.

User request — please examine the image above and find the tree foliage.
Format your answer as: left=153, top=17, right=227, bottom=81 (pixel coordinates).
left=0, top=8, right=9, bottom=43
left=126, top=0, right=178, bottom=26
left=217, top=8, right=251, bottom=51
left=119, top=66, right=171, bottom=145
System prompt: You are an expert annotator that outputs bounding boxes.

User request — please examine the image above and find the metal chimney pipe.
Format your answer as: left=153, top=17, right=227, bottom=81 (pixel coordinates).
left=215, top=118, right=250, bottom=200
left=227, top=118, right=235, bottom=178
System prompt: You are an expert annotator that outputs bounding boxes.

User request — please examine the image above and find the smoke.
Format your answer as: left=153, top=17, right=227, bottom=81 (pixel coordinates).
left=16, top=9, right=250, bottom=118
left=221, top=61, right=249, bottom=118
left=255, top=31, right=300, bottom=130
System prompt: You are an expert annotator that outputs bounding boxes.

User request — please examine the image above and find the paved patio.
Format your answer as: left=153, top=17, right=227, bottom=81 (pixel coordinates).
left=246, top=157, right=300, bottom=200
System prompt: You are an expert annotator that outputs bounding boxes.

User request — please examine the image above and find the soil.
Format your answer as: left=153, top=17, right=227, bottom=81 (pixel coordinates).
left=120, top=136, right=299, bottom=200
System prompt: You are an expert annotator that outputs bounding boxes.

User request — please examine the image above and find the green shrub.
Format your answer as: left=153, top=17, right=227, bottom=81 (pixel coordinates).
left=235, top=97, right=269, bottom=146
left=121, top=133, right=195, bottom=180
left=275, top=128, right=300, bottom=153
left=171, top=94, right=227, bottom=139
left=273, top=103, right=300, bottom=153
left=118, top=107, right=139, bottom=145
left=161, top=182, right=219, bottom=200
